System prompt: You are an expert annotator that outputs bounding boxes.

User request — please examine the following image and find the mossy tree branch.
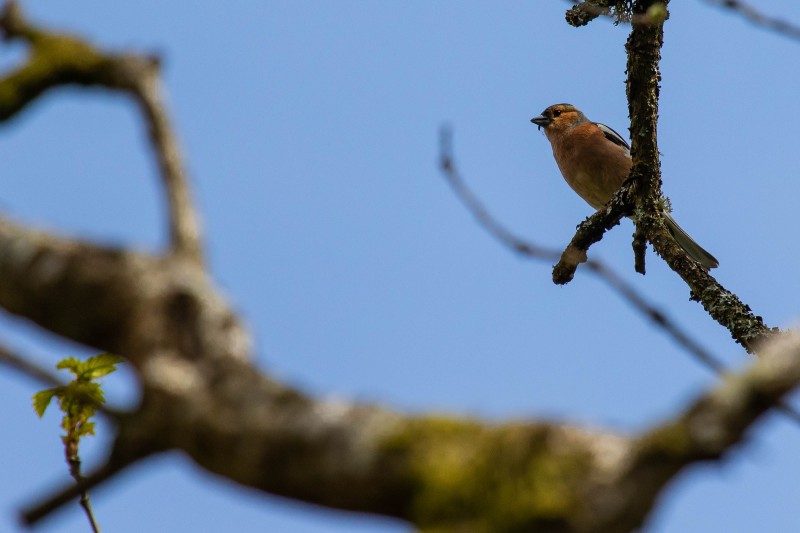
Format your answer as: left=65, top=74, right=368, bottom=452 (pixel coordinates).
left=624, top=0, right=776, bottom=351
left=555, top=0, right=777, bottom=353
left=0, top=1, right=203, bottom=263
left=1, top=3, right=796, bottom=532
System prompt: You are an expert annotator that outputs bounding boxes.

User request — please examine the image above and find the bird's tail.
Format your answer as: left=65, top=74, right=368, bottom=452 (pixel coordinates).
left=662, top=212, right=719, bottom=269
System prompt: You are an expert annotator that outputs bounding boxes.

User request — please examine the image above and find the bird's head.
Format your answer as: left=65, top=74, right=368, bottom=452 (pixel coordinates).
left=530, top=103, right=587, bottom=134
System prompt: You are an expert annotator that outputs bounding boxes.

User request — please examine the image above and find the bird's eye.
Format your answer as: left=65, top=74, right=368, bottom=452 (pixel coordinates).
left=552, top=110, right=562, bottom=117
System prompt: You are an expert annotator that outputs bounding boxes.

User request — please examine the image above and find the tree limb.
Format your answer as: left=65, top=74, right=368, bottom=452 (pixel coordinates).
left=3, top=3, right=797, bottom=532
left=552, top=0, right=778, bottom=353
left=624, top=0, right=777, bottom=352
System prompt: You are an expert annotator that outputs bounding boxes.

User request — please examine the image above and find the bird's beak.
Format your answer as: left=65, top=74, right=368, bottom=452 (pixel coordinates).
left=530, top=115, right=551, bottom=130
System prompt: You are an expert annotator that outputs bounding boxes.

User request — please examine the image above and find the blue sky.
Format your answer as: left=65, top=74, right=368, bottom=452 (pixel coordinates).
left=3, top=2, right=800, bottom=532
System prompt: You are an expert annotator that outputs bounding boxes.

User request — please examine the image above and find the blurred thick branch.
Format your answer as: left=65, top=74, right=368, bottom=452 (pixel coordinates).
left=1, top=3, right=797, bottom=532
left=0, top=1, right=203, bottom=263
left=0, top=342, right=61, bottom=387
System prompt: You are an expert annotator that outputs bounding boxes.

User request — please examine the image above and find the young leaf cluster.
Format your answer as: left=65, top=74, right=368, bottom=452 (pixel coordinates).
left=32, top=354, right=124, bottom=445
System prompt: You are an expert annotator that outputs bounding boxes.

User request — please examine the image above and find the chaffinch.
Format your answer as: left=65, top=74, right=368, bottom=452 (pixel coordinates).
left=531, top=103, right=718, bottom=269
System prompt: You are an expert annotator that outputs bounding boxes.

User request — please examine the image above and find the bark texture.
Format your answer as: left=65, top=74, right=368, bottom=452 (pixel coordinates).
left=1, top=3, right=796, bottom=532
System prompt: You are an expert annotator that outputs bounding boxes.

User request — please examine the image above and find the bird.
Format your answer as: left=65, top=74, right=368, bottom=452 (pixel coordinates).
left=530, top=103, right=718, bottom=269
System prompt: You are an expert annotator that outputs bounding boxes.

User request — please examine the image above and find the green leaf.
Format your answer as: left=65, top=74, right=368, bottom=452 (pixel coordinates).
left=81, top=353, right=124, bottom=379
left=37, top=354, right=124, bottom=451
left=55, top=357, right=83, bottom=376
left=80, top=420, right=96, bottom=437
left=32, top=388, right=61, bottom=417
left=67, top=381, right=105, bottom=408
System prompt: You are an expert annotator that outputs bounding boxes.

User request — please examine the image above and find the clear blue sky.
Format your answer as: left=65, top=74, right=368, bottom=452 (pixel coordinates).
left=3, top=2, right=800, bottom=531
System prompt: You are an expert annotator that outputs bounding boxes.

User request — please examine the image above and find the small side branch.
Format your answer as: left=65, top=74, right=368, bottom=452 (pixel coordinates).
left=632, top=224, right=647, bottom=274
left=132, top=61, right=204, bottom=263
left=550, top=183, right=635, bottom=284
left=21, top=397, right=167, bottom=527
left=20, top=458, right=130, bottom=527
left=65, top=449, right=100, bottom=533
left=439, top=127, right=560, bottom=260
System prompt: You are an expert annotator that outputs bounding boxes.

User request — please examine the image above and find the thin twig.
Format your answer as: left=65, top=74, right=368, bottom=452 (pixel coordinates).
left=20, top=460, right=126, bottom=527
left=66, top=452, right=101, bottom=533
left=582, top=260, right=726, bottom=373
left=439, top=127, right=560, bottom=261
left=21, top=394, right=167, bottom=528
left=701, top=0, right=800, bottom=41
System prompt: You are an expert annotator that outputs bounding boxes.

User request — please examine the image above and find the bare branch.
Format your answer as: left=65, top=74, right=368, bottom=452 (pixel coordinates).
left=548, top=0, right=780, bottom=354
left=439, top=126, right=561, bottom=261
left=439, top=128, right=800, bottom=429
left=701, top=0, right=800, bottom=41
left=131, top=61, right=204, bottom=263
left=21, top=457, right=135, bottom=527
left=65, top=449, right=101, bottom=533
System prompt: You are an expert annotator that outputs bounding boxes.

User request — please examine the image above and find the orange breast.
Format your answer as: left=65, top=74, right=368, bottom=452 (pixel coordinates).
left=549, top=126, right=632, bottom=210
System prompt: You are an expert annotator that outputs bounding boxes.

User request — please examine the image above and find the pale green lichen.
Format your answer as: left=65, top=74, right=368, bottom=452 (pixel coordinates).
left=0, top=24, right=109, bottom=120
left=381, top=417, right=593, bottom=532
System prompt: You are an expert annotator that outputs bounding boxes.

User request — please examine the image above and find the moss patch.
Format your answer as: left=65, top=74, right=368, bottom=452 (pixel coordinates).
left=381, top=417, right=593, bottom=532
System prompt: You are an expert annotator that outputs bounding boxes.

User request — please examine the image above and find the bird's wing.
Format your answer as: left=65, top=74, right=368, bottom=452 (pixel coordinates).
left=596, top=122, right=631, bottom=157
